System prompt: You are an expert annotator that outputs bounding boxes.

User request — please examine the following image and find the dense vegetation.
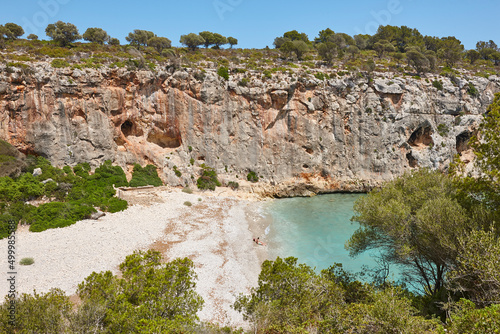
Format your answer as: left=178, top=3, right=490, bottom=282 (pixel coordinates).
left=0, top=251, right=210, bottom=333
left=0, top=145, right=164, bottom=238
left=128, top=163, right=163, bottom=187
left=1, top=22, right=499, bottom=82
left=0, top=156, right=129, bottom=236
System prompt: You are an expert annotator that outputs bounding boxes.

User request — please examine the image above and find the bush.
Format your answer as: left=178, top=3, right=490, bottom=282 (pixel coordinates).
left=100, top=197, right=128, bottom=213
left=182, top=187, right=193, bottom=194
left=0, top=214, right=16, bottom=239
left=228, top=181, right=239, bottom=190
left=238, top=78, right=249, bottom=86
left=432, top=80, right=443, bottom=90
left=27, top=201, right=96, bottom=232
left=20, top=257, right=34, bottom=266
left=314, top=72, right=327, bottom=80
left=467, top=82, right=479, bottom=97
left=0, top=174, right=44, bottom=202
left=437, top=123, right=449, bottom=137
left=217, top=66, right=229, bottom=80
left=0, top=289, right=72, bottom=333
left=173, top=166, right=182, bottom=177
left=183, top=201, right=192, bottom=207
left=76, top=251, right=203, bottom=333
left=51, top=59, right=70, bottom=68
left=129, top=164, right=163, bottom=187
left=62, top=166, right=72, bottom=174
left=196, top=165, right=221, bottom=191
left=247, top=171, right=258, bottom=183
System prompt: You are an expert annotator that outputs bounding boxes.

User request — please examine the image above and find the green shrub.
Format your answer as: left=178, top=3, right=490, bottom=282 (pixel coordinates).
left=51, top=59, right=70, bottom=68
left=238, top=78, right=250, bottom=86
left=190, top=158, right=195, bottom=166
left=247, top=171, right=259, bottom=183
left=129, top=164, right=163, bottom=187
left=101, top=197, right=128, bottom=213
left=217, top=66, right=229, bottom=80
left=196, top=165, right=221, bottom=191
left=182, top=187, right=193, bottom=194
left=0, top=214, right=16, bottom=239
left=314, top=72, right=327, bottom=81
left=437, top=124, right=449, bottom=137
left=62, top=166, right=72, bottom=174
left=32, top=157, right=66, bottom=183
left=0, top=174, right=44, bottom=202
left=432, top=80, right=443, bottom=90
left=27, top=201, right=96, bottom=232
left=173, top=166, right=182, bottom=177
left=467, top=82, right=479, bottom=97
left=73, top=162, right=91, bottom=178
left=228, top=181, right=239, bottom=190
left=20, top=257, right=34, bottom=266
left=183, top=201, right=192, bottom=207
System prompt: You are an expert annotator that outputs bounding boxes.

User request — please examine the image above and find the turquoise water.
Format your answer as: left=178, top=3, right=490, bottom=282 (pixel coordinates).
left=262, top=193, right=386, bottom=275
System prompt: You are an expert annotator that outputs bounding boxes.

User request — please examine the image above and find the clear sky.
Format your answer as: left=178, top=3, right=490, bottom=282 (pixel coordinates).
left=1, top=0, right=498, bottom=50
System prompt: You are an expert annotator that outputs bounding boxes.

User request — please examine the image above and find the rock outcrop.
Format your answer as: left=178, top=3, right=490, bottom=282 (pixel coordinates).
left=1, top=62, right=498, bottom=196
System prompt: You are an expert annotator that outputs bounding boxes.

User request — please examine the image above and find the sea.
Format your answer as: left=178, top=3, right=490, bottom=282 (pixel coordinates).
left=260, top=193, right=402, bottom=281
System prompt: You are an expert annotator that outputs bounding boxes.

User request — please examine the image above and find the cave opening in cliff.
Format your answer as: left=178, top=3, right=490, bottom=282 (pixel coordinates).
left=147, top=129, right=181, bottom=148
left=456, top=131, right=471, bottom=154
left=121, top=120, right=134, bottom=137
left=408, top=125, right=434, bottom=147
left=406, top=152, right=418, bottom=168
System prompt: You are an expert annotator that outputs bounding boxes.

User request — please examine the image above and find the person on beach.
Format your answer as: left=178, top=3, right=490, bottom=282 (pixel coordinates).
left=256, top=237, right=266, bottom=246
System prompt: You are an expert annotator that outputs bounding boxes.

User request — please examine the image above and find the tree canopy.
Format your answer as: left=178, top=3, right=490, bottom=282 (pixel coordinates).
left=227, top=36, right=238, bottom=48
left=82, top=27, right=109, bottom=45
left=125, top=29, right=155, bottom=46
left=147, top=36, right=171, bottom=53
left=0, top=23, right=24, bottom=40
left=347, top=169, right=472, bottom=296
left=45, top=21, right=81, bottom=46
left=180, top=33, right=205, bottom=50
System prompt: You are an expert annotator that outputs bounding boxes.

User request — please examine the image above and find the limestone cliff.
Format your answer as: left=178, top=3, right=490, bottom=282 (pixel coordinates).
left=1, top=62, right=498, bottom=196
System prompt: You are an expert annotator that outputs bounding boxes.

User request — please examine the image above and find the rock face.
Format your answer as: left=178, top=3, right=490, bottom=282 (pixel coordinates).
left=1, top=62, right=498, bottom=196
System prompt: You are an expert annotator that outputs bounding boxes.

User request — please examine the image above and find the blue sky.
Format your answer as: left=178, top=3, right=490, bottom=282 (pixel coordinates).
left=1, top=0, right=498, bottom=50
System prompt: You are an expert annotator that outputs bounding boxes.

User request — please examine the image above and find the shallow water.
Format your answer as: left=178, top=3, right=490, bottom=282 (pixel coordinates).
left=261, top=193, right=390, bottom=276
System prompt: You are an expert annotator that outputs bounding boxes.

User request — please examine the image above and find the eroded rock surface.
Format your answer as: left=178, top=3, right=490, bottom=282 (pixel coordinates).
left=1, top=63, right=498, bottom=196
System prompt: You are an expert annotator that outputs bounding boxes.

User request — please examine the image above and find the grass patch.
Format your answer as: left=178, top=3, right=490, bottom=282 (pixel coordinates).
left=51, top=59, right=70, bottom=68
left=20, top=257, right=34, bottom=266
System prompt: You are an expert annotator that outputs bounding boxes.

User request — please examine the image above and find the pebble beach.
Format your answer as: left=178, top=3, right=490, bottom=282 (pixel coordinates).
left=0, top=187, right=269, bottom=328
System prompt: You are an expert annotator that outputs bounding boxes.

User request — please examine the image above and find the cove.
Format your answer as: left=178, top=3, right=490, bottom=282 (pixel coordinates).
left=262, top=193, right=395, bottom=278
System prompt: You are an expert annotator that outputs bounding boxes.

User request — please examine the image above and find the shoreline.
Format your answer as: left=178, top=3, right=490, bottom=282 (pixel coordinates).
left=0, top=187, right=271, bottom=328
